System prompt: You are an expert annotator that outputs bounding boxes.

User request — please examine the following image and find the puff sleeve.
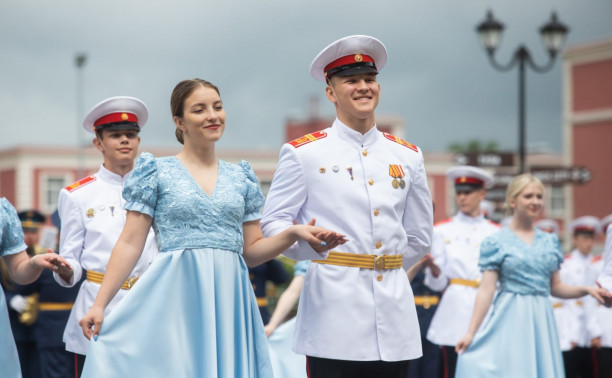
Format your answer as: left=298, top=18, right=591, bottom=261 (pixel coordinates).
left=478, top=233, right=503, bottom=272
left=123, top=153, right=159, bottom=218
left=0, top=198, right=27, bottom=256
left=550, top=233, right=564, bottom=271
left=239, top=160, right=264, bottom=223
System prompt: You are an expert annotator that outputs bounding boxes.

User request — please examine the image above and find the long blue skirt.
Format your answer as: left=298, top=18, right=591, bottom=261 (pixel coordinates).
left=81, top=248, right=273, bottom=378
left=456, top=292, right=564, bottom=378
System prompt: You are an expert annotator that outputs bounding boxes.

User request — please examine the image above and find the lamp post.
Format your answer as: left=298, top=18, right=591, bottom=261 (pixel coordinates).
left=75, top=53, right=87, bottom=179
left=476, top=10, right=569, bottom=174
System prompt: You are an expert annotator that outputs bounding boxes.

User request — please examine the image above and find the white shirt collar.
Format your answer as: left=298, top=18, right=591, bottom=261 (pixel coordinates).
left=332, top=118, right=379, bottom=147
left=98, top=164, right=132, bottom=185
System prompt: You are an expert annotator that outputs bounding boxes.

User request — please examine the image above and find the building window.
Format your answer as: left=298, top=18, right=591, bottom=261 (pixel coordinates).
left=548, top=185, right=564, bottom=216
left=41, top=175, right=70, bottom=213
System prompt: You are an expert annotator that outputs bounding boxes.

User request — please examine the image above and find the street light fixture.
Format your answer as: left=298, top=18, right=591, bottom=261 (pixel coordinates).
left=75, top=53, right=87, bottom=179
left=476, top=10, right=569, bottom=173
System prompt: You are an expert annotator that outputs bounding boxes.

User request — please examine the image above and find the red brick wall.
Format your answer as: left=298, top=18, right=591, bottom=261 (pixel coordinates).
left=572, top=120, right=612, bottom=217
left=573, top=60, right=612, bottom=111
left=0, top=170, right=16, bottom=204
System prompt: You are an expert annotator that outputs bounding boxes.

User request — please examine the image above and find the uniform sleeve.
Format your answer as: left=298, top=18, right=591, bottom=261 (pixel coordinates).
left=261, top=145, right=315, bottom=261
left=402, top=149, right=433, bottom=268
left=239, top=160, right=265, bottom=223
left=424, top=229, right=449, bottom=291
left=123, top=152, right=159, bottom=218
left=479, top=234, right=503, bottom=272
left=598, top=224, right=612, bottom=291
left=53, top=189, right=85, bottom=287
left=0, top=198, right=27, bottom=256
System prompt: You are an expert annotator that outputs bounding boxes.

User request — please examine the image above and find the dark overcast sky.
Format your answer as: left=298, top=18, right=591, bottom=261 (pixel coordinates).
left=1, top=0, right=611, bottom=155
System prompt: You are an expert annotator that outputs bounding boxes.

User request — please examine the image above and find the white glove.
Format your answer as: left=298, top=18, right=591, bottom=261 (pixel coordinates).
left=9, top=295, right=27, bottom=313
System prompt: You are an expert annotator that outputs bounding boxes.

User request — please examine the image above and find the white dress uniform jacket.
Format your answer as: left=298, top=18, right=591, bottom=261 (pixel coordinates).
left=53, top=165, right=158, bottom=354
left=424, top=213, right=500, bottom=346
left=560, top=250, right=602, bottom=347
left=262, top=120, right=433, bottom=362
left=551, top=258, right=580, bottom=351
left=599, top=224, right=612, bottom=292
left=590, top=255, right=612, bottom=347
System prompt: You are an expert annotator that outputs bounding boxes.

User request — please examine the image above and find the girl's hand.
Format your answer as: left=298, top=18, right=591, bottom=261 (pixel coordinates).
left=455, top=333, right=473, bottom=354
left=79, top=306, right=105, bottom=341
left=589, top=285, right=612, bottom=305
left=29, top=249, right=70, bottom=272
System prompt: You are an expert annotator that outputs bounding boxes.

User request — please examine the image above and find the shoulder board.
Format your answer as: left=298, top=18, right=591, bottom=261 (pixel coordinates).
left=289, top=131, right=327, bottom=148
left=434, top=218, right=452, bottom=227
left=65, top=175, right=96, bottom=193
left=383, top=132, right=418, bottom=152
left=488, top=219, right=502, bottom=228
left=591, top=255, right=603, bottom=263
left=564, top=254, right=573, bottom=260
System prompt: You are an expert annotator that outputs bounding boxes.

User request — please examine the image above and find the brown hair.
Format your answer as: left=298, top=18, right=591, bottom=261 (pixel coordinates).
left=170, top=79, right=220, bottom=144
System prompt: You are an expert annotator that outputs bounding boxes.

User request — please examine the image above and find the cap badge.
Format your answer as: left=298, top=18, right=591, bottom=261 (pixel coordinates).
left=121, top=113, right=129, bottom=121
left=354, top=54, right=363, bottom=62
left=460, top=177, right=467, bottom=183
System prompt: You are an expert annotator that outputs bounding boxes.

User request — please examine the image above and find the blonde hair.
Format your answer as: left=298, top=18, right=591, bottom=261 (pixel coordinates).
left=504, top=173, right=544, bottom=214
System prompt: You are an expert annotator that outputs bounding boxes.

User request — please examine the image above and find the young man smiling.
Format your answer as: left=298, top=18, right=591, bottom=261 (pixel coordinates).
left=423, top=165, right=500, bottom=378
left=262, top=35, right=433, bottom=377
left=53, top=97, right=158, bottom=377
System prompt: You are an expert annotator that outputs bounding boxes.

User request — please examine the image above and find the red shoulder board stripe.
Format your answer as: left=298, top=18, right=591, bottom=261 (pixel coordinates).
left=488, top=220, right=502, bottom=228
left=289, top=131, right=327, bottom=148
left=383, top=132, right=418, bottom=152
left=65, top=175, right=96, bottom=192
left=592, top=255, right=603, bottom=263
left=434, top=218, right=452, bottom=226
left=564, top=254, right=573, bottom=260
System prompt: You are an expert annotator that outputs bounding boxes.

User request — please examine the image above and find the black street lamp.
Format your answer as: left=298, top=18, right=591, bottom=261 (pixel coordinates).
left=476, top=10, right=569, bottom=173
left=75, top=53, right=88, bottom=179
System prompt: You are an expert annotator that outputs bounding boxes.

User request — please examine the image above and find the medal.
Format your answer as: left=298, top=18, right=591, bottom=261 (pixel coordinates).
left=346, top=167, right=354, bottom=180
left=86, top=208, right=95, bottom=218
left=109, top=205, right=115, bottom=217
left=388, top=164, right=406, bottom=189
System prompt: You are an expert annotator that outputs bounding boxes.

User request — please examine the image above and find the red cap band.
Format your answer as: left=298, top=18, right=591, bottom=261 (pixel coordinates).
left=94, top=112, right=138, bottom=130
left=324, top=54, right=375, bottom=76
left=455, top=177, right=484, bottom=185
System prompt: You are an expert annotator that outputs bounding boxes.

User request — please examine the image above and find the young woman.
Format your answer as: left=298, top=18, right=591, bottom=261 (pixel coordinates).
left=454, top=174, right=610, bottom=377
left=78, top=79, right=346, bottom=377
left=0, top=198, right=69, bottom=378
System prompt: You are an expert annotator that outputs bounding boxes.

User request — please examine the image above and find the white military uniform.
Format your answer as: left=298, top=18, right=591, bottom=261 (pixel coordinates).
left=559, top=250, right=602, bottom=347
left=424, top=213, right=500, bottom=346
left=53, top=165, right=158, bottom=354
left=590, top=254, right=612, bottom=348
left=599, top=224, right=612, bottom=292
left=551, top=256, right=580, bottom=351
left=262, top=119, right=433, bottom=361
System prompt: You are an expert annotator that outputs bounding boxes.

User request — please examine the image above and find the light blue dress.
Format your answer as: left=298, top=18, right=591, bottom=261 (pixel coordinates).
left=81, top=153, right=273, bottom=378
left=455, top=227, right=565, bottom=378
left=0, top=197, right=28, bottom=378
left=268, top=260, right=310, bottom=378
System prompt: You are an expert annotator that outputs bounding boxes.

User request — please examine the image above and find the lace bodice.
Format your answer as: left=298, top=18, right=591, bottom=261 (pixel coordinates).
left=123, top=153, right=264, bottom=254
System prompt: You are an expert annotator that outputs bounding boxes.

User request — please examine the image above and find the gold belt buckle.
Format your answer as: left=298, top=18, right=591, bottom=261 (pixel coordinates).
left=126, top=277, right=139, bottom=289
left=374, top=255, right=385, bottom=270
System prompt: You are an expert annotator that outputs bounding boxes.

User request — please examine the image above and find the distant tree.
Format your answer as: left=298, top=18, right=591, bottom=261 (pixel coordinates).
left=447, top=139, right=499, bottom=153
